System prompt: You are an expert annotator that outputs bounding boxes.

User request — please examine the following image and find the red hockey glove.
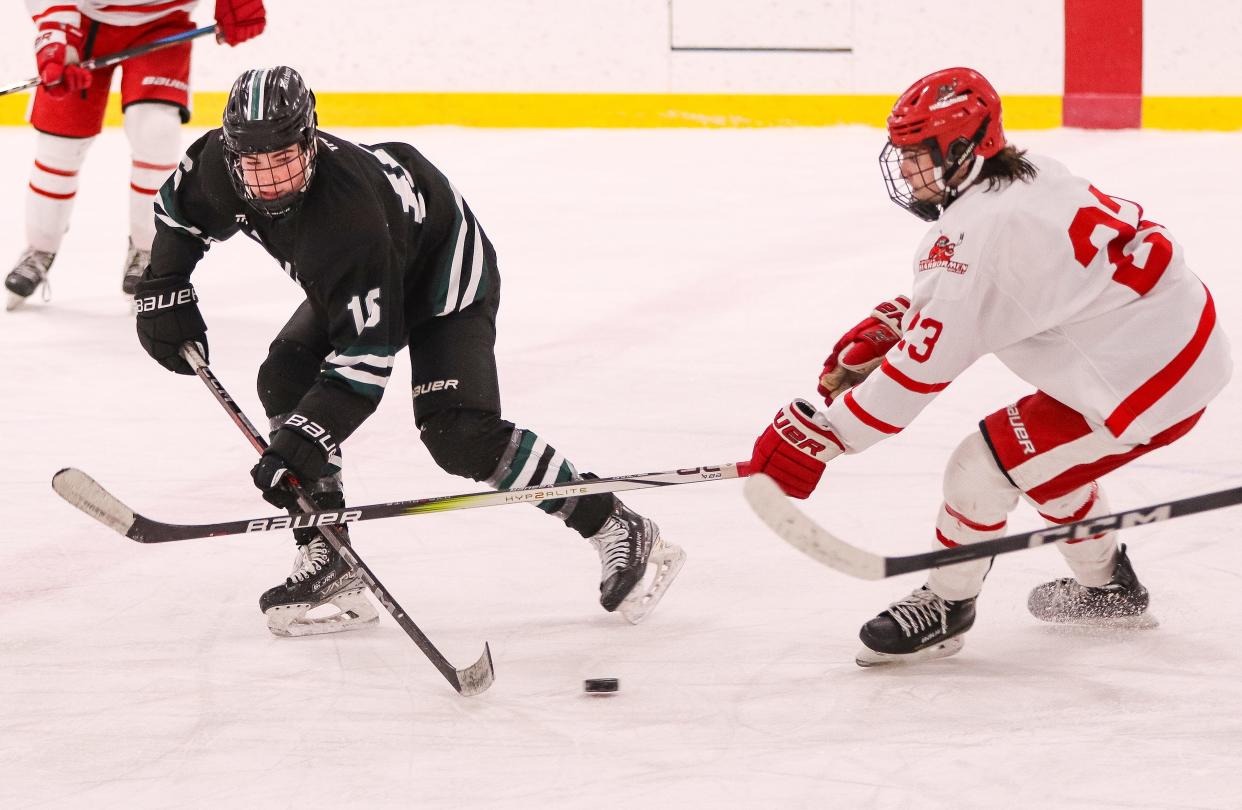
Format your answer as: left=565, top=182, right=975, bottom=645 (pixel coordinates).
left=817, top=294, right=910, bottom=405
left=750, top=399, right=844, bottom=499
left=215, top=0, right=267, bottom=46
left=34, top=23, right=91, bottom=98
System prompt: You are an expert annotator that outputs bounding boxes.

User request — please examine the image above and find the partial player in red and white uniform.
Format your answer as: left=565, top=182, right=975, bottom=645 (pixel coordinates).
left=748, top=67, right=1232, bottom=666
left=4, top=0, right=265, bottom=311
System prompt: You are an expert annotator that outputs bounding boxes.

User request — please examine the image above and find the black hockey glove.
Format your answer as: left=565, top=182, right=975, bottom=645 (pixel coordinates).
left=250, top=423, right=332, bottom=509
left=133, top=274, right=208, bottom=375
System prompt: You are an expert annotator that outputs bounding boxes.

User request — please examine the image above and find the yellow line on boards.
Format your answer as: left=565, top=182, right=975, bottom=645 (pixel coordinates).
left=1143, top=97, right=1242, bottom=131
left=0, top=91, right=1236, bottom=130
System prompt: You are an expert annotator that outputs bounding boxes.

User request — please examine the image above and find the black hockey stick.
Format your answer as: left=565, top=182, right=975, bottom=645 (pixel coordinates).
left=184, top=344, right=493, bottom=696
left=52, top=462, right=750, bottom=543
left=744, top=473, right=1242, bottom=580
left=1, top=25, right=216, bottom=97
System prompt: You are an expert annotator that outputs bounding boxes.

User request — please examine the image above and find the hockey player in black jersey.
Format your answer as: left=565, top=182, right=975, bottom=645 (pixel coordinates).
left=132, top=66, right=684, bottom=636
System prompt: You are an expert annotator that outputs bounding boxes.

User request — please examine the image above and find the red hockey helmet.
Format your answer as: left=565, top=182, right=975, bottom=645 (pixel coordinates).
left=887, top=67, right=1005, bottom=159
left=880, top=67, right=1006, bottom=220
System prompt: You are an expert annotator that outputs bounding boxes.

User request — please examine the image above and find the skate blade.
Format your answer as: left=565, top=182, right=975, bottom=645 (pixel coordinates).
left=855, top=636, right=965, bottom=668
left=618, top=541, right=687, bottom=625
left=1038, top=612, right=1160, bottom=631
left=265, top=589, right=380, bottom=637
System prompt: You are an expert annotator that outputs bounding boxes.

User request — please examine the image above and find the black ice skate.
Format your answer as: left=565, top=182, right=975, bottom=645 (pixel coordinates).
left=589, top=501, right=685, bottom=624
left=259, top=534, right=378, bottom=637
left=5, top=248, right=54, bottom=311
left=121, top=238, right=150, bottom=296
left=856, top=587, right=976, bottom=667
left=1027, top=543, right=1154, bottom=627
left=259, top=490, right=378, bottom=638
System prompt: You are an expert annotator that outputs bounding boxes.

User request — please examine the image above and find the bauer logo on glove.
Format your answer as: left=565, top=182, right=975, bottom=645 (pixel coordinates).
left=750, top=399, right=844, bottom=499
left=134, top=285, right=198, bottom=313
left=773, top=404, right=838, bottom=460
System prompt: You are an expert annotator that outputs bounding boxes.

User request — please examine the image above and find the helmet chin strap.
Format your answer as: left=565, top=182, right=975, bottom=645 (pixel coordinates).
left=943, top=155, right=986, bottom=208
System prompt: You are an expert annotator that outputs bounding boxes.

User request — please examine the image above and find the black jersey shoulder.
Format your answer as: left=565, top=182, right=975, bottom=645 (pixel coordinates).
left=280, top=133, right=407, bottom=286
left=161, top=130, right=249, bottom=242
left=299, top=132, right=399, bottom=236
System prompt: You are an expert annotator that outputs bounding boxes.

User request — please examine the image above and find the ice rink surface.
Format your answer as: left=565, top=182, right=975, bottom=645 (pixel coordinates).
left=2, top=125, right=1240, bottom=809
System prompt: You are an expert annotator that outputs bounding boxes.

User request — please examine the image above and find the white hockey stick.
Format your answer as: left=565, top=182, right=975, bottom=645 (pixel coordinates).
left=744, top=473, right=1242, bottom=580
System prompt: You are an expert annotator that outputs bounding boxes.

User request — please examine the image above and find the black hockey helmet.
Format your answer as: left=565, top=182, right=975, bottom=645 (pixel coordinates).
left=222, top=66, right=318, bottom=216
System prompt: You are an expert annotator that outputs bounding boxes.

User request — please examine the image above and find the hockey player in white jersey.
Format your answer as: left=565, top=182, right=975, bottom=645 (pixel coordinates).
left=748, top=67, right=1232, bottom=666
left=4, top=0, right=265, bottom=311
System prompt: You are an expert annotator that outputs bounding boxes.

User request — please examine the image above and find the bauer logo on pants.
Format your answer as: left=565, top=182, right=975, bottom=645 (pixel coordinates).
left=412, top=379, right=459, bottom=399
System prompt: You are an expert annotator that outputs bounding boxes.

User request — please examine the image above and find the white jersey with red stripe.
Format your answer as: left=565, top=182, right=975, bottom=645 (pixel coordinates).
left=825, top=153, right=1231, bottom=452
left=28, top=0, right=198, bottom=28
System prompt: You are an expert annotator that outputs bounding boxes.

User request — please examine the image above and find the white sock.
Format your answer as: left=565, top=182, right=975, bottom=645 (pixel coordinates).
left=1027, top=482, right=1118, bottom=587
left=124, top=103, right=182, bottom=252
left=26, top=132, right=93, bottom=253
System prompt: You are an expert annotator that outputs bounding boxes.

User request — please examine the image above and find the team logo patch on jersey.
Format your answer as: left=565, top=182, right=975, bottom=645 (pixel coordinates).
left=918, top=235, right=969, bottom=275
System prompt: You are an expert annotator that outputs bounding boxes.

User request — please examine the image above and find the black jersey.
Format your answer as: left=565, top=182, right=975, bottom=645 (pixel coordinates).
left=150, top=129, right=497, bottom=446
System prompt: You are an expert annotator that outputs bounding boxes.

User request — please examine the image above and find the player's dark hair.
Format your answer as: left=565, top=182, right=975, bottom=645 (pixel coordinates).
left=978, top=145, right=1038, bottom=191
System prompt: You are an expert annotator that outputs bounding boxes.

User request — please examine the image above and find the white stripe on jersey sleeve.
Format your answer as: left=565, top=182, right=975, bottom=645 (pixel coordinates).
left=437, top=186, right=468, bottom=316
left=325, top=351, right=396, bottom=370
left=823, top=358, right=950, bottom=453
left=460, top=225, right=485, bottom=308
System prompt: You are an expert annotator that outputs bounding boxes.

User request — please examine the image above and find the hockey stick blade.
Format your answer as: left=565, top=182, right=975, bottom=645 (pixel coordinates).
left=55, top=450, right=495, bottom=694
left=52, top=468, right=138, bottom=537
left=456, top=643, right=495, bottom=697
left=52, top=463, right=750, bottom=543
left=743, top=474, right=886, bottom=579
left=745, top=473, right=1242, bottom=580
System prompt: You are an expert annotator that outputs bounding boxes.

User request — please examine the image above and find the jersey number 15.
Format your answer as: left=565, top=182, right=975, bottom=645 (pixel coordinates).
left=347, top=287, right=382, bottom=333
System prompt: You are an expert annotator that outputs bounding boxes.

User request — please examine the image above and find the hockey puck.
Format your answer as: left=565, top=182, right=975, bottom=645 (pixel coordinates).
left=583, top=678, right=619, bottom=694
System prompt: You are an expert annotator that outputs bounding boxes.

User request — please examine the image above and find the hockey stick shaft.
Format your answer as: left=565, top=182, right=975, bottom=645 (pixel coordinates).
left=52, top=462, right=751, bottom=543
left=1, top=25, right=216, bottom=97
left=744, top=473, right=1242, bottom=580
left=180, top=344, right=493, bottom=696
